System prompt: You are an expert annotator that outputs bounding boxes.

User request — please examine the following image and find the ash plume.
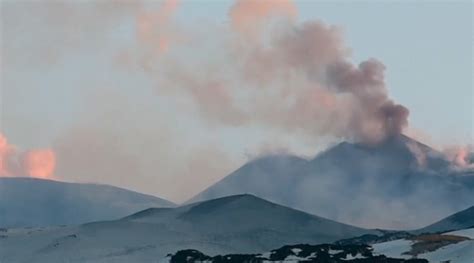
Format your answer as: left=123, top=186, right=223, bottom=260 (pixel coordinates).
left=135, top=1, right=410, bottom=145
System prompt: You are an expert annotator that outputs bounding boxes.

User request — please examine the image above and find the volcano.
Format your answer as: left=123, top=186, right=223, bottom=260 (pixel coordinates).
left=189, top=135, right=474, bottom=229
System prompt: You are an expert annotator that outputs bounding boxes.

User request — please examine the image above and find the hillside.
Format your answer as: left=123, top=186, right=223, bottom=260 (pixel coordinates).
left=0, top=177, right=175, bottom=227
left=0, top=194, right=376, bottom=262
left=416, top=206, right=474, bottom=234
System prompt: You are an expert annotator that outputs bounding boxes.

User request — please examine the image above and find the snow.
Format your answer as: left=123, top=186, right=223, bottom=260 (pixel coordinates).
left=447, top=228, right=474, bottom=239
left=259, top=251, right=272, bottom=259
left=283, top=255, right=304, bottom=261
left=372, top=228, right=474, bottom=263
left=420, top=240, right=474, bottom=263
left=282, top=252, right=318, bottom=262
left=291, top=248, right=302, bottom=255
left=343, top=253, right=366, bottom=260
left=328, top=249, right=343, bottom=255
left=372, top=239, right=412, bottom=259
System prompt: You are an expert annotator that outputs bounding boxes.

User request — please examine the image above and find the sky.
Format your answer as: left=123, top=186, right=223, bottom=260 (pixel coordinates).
left=0, top=0, right=472, bottom=203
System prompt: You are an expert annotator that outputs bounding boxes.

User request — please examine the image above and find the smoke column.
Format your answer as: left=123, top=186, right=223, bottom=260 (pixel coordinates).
left=135, top=0, right=410, bottom=145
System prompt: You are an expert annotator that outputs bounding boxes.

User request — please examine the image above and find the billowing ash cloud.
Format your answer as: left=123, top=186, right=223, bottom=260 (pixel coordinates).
left=0, top=133, right=56, bottom=179
left=133, top=1, right=410, bottom=145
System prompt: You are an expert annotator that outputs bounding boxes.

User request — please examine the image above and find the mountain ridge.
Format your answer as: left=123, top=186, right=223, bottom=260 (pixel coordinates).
left=0, top=177, right=175, bottom=228
left=416, top=205, right=474, bottom=234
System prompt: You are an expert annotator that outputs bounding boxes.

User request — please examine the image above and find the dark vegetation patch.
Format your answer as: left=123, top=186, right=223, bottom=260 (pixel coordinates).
left=403, top=234, right=470, bottom=256
left=168, top=244, right=429, bottom=263
left=336, top=232, right=414, bottom=246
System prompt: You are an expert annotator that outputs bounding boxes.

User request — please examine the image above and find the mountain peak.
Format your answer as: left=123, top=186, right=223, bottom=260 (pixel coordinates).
left=183, top=193, right=277, bottom=216
left=314, top=134, right=449, bottom=172
left=248, top=154, right=308, bottom=166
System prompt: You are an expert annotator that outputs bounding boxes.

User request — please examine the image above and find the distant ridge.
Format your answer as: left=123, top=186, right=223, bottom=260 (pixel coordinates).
left=416, top=205, right=474, bottom=234
left=0, top=177, right=175, bottom=228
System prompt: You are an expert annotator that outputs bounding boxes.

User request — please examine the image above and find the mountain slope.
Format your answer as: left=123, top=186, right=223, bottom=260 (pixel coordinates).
left=189, top=155, right=308, bottom=204
left=0, top=194, right=376, bottom=263
left=189, top=135, right=474, bottom=229
left=0, top=177, right=175, bottom=228
left=416, top=206, right=474, bottom=234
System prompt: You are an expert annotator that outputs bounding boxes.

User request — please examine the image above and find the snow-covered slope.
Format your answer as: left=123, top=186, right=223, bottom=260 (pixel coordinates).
left=0, top=194, right=376, bottom=263
left=189, top=135, right=474, bottom=229
left=416, top=205, right=474, bottom=234
left=373, top=228, right=474, bottom=263
left=0, top=177, right=175, bottom=228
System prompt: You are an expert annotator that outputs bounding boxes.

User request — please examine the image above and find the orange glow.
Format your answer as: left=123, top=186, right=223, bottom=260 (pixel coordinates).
left=454, top=147, right=468, bottom=167
left=0, top=132, right=57, bottom=179
left=22, top=149, right=56, bottom=179
left=0, top=133, right=13, bottom=176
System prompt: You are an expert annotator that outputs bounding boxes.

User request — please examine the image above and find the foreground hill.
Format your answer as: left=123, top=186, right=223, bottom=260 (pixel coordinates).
left=0, top=177, right=175, bottom=228
left=0, top=194, right=376, bottom=262
left=189, top=135, right=474, bottom=229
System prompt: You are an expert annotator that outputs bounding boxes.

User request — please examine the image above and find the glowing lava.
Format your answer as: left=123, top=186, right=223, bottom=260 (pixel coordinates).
left=0, top=132, right=56, bottom=179
left=22, top=149, right=56, bottom=179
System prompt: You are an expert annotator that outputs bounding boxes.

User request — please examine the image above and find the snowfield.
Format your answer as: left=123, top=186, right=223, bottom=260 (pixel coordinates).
left=373, top=228, right=474, bottom=263
left=372, top=239, right=413, bottom=259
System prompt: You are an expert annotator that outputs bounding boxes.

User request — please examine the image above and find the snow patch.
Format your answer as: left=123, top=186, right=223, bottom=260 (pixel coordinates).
left=291, top=248, right=302, bottom=255
left=446, top=228, right=474, bottom=239
left=329, top=249, right=343, bottom=255
left=372, top=239, right=412, bottom=259
left=343, top=253, right=366, bottom=260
